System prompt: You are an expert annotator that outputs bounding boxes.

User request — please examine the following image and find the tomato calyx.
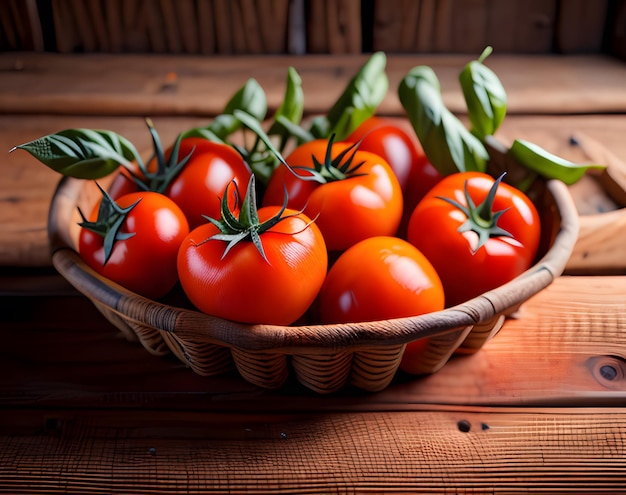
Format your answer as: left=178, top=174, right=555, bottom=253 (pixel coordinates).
left=292, top=135, right=366, bottom=184
left=77, top=183, right=140, bottom=264
left=200, top=175, right=304, bottom=262
left=125, top=119, right=195, bottom=194
left=437, top=172, right=512, bottom=252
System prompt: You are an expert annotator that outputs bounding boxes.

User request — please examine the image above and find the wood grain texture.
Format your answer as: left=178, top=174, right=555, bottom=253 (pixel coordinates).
left=2, top=53, right=626, bottom=117
left=1, top=407, right=626, bottom=493
left=371, top=0, right=564, bottom=54
left=1, top=276, right=624, bottom=409
left=1, top=274, right=625, bottom=491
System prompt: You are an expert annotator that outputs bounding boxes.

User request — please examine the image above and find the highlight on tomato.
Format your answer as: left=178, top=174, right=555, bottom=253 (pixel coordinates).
left=407, top=171, right=541, bottom=308
left=315, top=235, right=445, bottom=374
left=78, top=187, right=190, bottom=300
left=317, top=235, right=444, bottom=324
left=346, top=117, right=443, bottom=222
left=262, top=137, right=403, bottom=252
left=108, top=133, right=252, bottom=230
left=177, top=176, right=328, bottom=326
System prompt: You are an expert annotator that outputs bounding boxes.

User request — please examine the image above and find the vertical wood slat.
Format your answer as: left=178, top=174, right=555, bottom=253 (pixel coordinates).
left=306, top=0, right=328, bottom=53
left=371, top=0, right=563, bottom=54
left=610, top=0, right=626, bottom=60
left=556, top=0, right=609, bottom=53
left=307, top=0, right=361, bottom=54
left=213, top=0, right=233, bottom=53
left=104, top=0, right=123, bottom=52
left=44, top=0, right=292, bottom=55
left=51, top=0, right=76, bottom=52
left=25, top=0, right=617, bottom=56
left=159, top=0, right=182, bottom=53
left=257, top=0, right=291, bottom=53
left=197, top=0, right=216, bottom=54
left=0, top=0, right=44, bottom=51
left=176, top=0, right=200, bottom=54
left=238, top=0, right=263, bottom=54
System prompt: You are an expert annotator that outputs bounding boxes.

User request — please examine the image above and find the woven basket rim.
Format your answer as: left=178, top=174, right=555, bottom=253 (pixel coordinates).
left=48, top=175, right=579, bottom=354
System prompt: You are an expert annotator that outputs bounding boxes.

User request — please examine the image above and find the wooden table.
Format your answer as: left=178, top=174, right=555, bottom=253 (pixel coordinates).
left=1, top=52, right=626, bottom=493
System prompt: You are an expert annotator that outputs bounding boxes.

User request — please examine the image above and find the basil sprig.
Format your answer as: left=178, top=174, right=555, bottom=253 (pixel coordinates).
left=398, top=65, right=489, bottom=176
left=399, top=47, right=604, bottom=186
left=459, top=46, right=507, bottom=140
left=309, top=51, right=389, bottom=141
left=183, top=78, right=268, bottom=142
left=13, top=128, right=139, bottom=179
left=266, top=66, right=305, bottom=150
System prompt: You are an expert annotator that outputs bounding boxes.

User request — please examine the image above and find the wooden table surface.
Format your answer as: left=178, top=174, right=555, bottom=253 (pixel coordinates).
left=1, top=52, right=626, bottom=493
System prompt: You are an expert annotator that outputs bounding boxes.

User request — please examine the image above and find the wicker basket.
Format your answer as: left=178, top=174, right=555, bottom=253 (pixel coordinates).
left=47, top=147, right=579, bottom=394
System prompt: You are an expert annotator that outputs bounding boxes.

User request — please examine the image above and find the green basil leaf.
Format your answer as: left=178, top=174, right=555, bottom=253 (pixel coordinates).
left=460, top=46, right=507, bottom=140
left=398, top=65, right=489, bottom=176
left=224, top=78, right=267, bottom=121
left=319, top=51, right=389, bottom=141
left=267, top=67, right=304, bottom=149
left=13, top=128, right=139, bottom=179
left=309, top=115, right=331, bottom=140
left=274, top=115, right=315, bottom=143
left=509, top=139, right=605, bottom=185
left=200, top=78, right=268, bottom=140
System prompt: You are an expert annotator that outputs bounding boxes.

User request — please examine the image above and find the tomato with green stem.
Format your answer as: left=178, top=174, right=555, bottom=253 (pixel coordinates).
left=177, top=176, right=328, bottom=325
left=78, top=187, right=190, bottom=299
left=108, top=129, right=252, bottom=230
left=407, top=172, right=541, bottom=308
left=262, top=137, right=403, bottom=252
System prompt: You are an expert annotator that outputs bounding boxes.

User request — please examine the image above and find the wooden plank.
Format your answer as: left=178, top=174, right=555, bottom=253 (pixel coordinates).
left=509, top=0, right=557, bottom=53
left=1, top=407, right=626, bottom=493
left=1, top=53, right=626, bottom=117
left=450, top=0, right=488, bottom=54
left=196, top=0, right=214, bottom=54
left=556, top=0, right=609, bottom=53
left=1, top=275, right=625, bottom=408
left=371, top=0, right=408, bottom=52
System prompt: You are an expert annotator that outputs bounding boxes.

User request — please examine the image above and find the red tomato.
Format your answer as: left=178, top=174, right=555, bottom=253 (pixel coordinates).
left=346, top=117, right=443, bottom=219
left=164, top=140, right=251, bottom=230
left=108, top=138, right=251, bottom=230
left=263, top=139, right=403, bottom=252
left=316, top=236, right=445, bottom=375
left=177, top=204, right=328, bottom=326
left=407, top=172, right=541, bottom=307
left=317, top=236, right=444, bottom=324
left=78, top=191, right=190, bottom=299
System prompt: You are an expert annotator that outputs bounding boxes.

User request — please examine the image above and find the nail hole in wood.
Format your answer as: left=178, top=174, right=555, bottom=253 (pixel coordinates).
left=457, top=420, right=471, bottom=433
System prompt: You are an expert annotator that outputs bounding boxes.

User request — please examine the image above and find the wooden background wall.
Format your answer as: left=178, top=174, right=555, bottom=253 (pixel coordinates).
left=1, top=0, right=625, bottom=57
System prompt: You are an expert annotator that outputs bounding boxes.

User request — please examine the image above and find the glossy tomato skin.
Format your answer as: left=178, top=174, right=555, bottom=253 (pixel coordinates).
left=78, top=191, right=190, bottom=299
left=407, top=172, right=541, bottom=308
left=317, top=236, right=444, bottom=324
left=108, top=138, right=251, bottom=230
left=346, top=117, right=443, bottom=217
left=177, top=206, right=328, bottom=325
left=263, top=139, right=403, bottom=252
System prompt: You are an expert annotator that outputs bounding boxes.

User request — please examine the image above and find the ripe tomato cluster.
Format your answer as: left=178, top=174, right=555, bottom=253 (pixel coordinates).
left=15, top=50, right=587, bottom=375
left=76, top=116, right=541, bottom=376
